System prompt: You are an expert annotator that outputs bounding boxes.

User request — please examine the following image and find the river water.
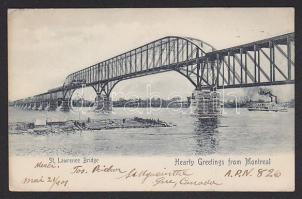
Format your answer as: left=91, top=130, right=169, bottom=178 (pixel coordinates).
left=9, top=107, right=294, bottom=156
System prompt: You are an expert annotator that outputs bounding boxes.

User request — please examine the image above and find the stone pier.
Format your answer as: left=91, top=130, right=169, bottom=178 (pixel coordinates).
left=41, top=102, right=47, bottom=110
left=190, top=87, right=222, bottom=118
left=47, top=100, right=58, bottom=111
left=29, top=103, right=35, bottom=110
left=33, top=103, right=40, bottom=110
left=95, top=93, right=112, bottom=112
left=60, top=99, right=70, bottom=112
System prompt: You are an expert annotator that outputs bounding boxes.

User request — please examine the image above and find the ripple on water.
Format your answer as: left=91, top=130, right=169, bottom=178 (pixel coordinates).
left=9, top=107, right=294, bottom=156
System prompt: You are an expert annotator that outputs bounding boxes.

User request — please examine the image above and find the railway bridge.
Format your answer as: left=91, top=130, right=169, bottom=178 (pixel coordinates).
left=12, top=32, right=295, bottom=113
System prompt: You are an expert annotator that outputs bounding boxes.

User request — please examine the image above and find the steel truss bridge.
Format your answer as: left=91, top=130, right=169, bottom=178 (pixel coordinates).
left=13, top=32, right=295, bottom=109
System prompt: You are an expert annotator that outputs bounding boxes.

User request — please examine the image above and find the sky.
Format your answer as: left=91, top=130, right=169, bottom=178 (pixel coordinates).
left=8, top=8, right=295, bottom=101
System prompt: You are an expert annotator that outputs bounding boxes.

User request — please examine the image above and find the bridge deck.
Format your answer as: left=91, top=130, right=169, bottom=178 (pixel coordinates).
left=13, top=32, right=295, bottom=105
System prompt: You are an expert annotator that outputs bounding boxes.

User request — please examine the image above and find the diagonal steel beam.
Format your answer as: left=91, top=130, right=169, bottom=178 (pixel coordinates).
left=215, top=54, right=227, bottom=86
left=233, top=53, right=255, bottom=82
left=246, top=51, right=270, bottom=81
left=200, top=59, right=228, bottom=86
left=178, top=67, right=210, bottom=86
left=259, top=48, right=288, bottom=80
left=274, top=44, right=295, bottom=66
left=213, top=58, right=228, bottom=85
left=221, top=56, right=241, bottom=84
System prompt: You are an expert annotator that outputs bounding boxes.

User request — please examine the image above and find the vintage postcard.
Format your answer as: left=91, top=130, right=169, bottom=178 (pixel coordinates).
left=8, top=8, right=295, bottom=191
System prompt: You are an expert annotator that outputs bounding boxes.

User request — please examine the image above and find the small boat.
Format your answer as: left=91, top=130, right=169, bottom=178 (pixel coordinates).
left=248, top=88, right=288, bottom=112
left=247, top=102, right=287, bottom=112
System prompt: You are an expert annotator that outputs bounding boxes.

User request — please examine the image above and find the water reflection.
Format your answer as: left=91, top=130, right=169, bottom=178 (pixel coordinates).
left=9, top=107, right=294, bottom=156
left=193, top=116, right=220, bottom=155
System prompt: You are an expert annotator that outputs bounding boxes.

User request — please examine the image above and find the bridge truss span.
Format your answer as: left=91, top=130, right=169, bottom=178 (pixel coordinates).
left=12, top=32, right=295, bottom=111
left=63, top=36, right=215, bottom=95
left=199, top=32, right=295, bottom=89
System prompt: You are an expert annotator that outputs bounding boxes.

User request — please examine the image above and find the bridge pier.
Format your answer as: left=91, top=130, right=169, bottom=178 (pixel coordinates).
left=40, top=102, right=47, bottom=110
left=37, top=102, right=43, bottom=110
left=33, top=102, right=40, bottom=110
left=46, top=100, right=58, bottom=111
left=36, top=102, right=42, bottom=110
left=190, top=87, right=222, bottom=118
left=60, top=99, right=70, bottom=112
left=95, top=93, right=112, bottom=112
